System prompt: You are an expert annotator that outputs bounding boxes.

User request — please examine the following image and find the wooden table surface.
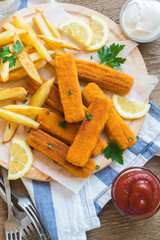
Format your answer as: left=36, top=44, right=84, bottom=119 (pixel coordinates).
left=0, top=0, right=160, bottom=239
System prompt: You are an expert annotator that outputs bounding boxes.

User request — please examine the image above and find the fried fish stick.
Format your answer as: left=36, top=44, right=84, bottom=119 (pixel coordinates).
left=82, top=83, right=137, bottom=149
left=55, top=54, right=85, bottom=123
left=92, top=138, right=107, bottom=157
left=24, top=77, right=63, bottom=113
left=106, top=108, right=137, bottom=149
left=75, top=59, right=134, bottom=95
left=26, top=129, right=96, bottom=178
left=37, top=111, right=80, bottom=145
left=37, top=111, right=106, bottom=156
left=66, top=96, right=112, bottom=167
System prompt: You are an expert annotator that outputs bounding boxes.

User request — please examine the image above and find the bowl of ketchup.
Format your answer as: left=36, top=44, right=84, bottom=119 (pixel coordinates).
left=111, top=167, right=160, bottom=220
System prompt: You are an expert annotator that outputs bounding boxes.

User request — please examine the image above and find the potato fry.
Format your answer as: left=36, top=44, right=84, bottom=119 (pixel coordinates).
left=33, top=10, right=65, bottom=56
left=26, top=77, right=54, bottom=132
left=13, top=16, right=52, bottom=62
left=14, top=33, right=42, bottom=84
left=0, top=61, right=9, bottom=82
left=0, top=29, right=27, bottom=45
left=0, top=87, right=27, bottom=101
left=38, top=35, right=82, bottom=51
left=3, top=105, right=49, bottom=116
left=35, top=9, right=62, bottom=39
left=2, top=59, right=47, bottom=82
left=3, top=122, right=18, bottom=143
left=2, top=22, right=16, bottom=31
left=25, top=44, right=36, bottom=54
left=0, top=109, right=40, bottom=129
left=10, top=50, right=54, bottom=72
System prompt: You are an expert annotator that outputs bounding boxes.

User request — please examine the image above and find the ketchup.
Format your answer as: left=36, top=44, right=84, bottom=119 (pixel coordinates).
left=112, top=169, right=160, bottom=217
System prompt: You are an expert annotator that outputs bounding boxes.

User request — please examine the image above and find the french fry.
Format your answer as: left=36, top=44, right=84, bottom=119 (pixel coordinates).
left=33, top=10, right=65, bottom=56
left=1, top=59, right=47, bottom=82
left=0, top=29, right=27, bottom=45
left=25, top=44, right=36, bottom=54
left=13, top=16, right=52, bottom=62
left=38, top=35, right=82, bottom=51
left=13, top=33, right=42, bottom=84
left=10, top=50, right=54, bottom=72
left=35, top=9, right=62, bottom=39
left=0, top=109, right=40, bottom=129
left=0, top=61, right=9, bottom=82
left=0, top=87, right=27, bottom=101
left=3, top=122, right=18, bottom=143
left=26, top=77, right=54, bottom=132
left=2, top=22, right=16, bottom=31
left=2, top=105, right=49, bottom=116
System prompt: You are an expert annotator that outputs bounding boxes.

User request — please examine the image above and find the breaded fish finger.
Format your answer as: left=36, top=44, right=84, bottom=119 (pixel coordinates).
left=37, top=111, right=106, bottom=156
left=55, top=54, right=85, bottom=123
left=82, top=83, right=137, bottom=149
left=66, top=96, right=112, bottom=167
left=26, top=129, right=96, bottom=178
left=75, top=59, right=134, bottom=95
left=24, top=77, right=63, bottom=113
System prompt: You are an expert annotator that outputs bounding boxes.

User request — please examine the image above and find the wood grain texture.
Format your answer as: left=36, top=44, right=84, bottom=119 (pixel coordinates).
left=0, top=0, right=160, bottom=240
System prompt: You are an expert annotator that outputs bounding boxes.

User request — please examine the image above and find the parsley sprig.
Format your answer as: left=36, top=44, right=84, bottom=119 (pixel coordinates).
left=103, top=141, right=123, bottom=165
left=97, top=43, right=126, bottom=71
left=0, top=40, right=24, bottom=68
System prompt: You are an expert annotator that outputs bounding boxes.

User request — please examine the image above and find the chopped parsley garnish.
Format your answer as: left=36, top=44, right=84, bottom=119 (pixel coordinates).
left=97, top=43, right=126, bottom=71
left=103, top=141, right=123, bottom=165
left=48, top=144, right=53, bottom=148
left=86, top=114, right=92, bottom=120
left=68, top=90, right=72, bottom=95
left=22, top=99, right=28, bottom=104
left=95, top=165, right=100, bottom=170
left=90, top=55, right=93, bottom=60
left=128, top=137, right=133, bottom=141
left=0, top=40, right=24, bottom=68
left=58, top=121, right=67, bottom=129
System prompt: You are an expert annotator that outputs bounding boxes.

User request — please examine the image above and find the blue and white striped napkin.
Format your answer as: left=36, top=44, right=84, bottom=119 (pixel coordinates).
left=22, top=101, right=160, bottom=240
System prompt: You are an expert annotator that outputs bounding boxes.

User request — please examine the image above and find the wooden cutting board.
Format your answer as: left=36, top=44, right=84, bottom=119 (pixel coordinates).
left=0, top=3, right=148, bottom=181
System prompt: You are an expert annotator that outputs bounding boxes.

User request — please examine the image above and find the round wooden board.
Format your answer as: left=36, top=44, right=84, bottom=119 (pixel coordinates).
left=0, top=3, right=148, bottom=181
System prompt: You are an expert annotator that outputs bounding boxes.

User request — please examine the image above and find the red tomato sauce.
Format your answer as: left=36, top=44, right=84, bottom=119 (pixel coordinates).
left=113, top=170, right=160, bottom=216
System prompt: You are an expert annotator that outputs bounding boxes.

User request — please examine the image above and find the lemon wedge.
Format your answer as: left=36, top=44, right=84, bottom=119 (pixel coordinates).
left=58, top=19, right=93, bottom=48
left=112, top=94, right=150, bottom=119
left=8, top=138, right=33, bottom=180
left=87, top=15, right=109, bottom=51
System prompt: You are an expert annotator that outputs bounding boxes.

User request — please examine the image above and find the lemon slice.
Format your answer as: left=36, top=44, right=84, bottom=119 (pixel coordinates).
left=58, top=19, right=93, bottom=48
left=87, top=15, right=109, bottom=51
left=8, top=138, right=33, bottom=180
left=112, top=94, right=150, bottom=119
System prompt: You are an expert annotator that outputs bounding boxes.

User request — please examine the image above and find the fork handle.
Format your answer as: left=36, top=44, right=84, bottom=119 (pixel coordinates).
left=1, top=167, right=13, bottom=217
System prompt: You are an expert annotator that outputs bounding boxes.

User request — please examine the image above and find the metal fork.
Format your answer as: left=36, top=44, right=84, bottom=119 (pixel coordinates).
left=11, top=190, right=51, bottom=240
left=0, top=184, right=40, bottom=240
left=1, top=167, right=22, bottom=240
left=0, top=175, right=51, bottom=240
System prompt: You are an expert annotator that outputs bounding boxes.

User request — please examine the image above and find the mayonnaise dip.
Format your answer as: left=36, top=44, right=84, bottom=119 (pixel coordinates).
left=121, top=0, right=160, bottom=42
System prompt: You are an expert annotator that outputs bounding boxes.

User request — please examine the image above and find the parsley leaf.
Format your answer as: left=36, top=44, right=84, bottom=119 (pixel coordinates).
left=59, top=121, right=67, bottom=129
left=48, top=144, right=53, bottom=148
left=0, top=40, right=24, bottom=68
left=90, top=55, right=93, bottom=60
left=95, top=165, right=100, bottom=170
left=13, top=40, right=24, bottom=54
left=86, top=114, right=92, bottom=120
left=22, top=99, right=28, bottom=104
left=103, top=141, right=123, bottom=165
left=68, top=90, right=72, bottom=95
left=97, top=44, right=126, bottom=71
left=128, top=137, right=133, bottom=141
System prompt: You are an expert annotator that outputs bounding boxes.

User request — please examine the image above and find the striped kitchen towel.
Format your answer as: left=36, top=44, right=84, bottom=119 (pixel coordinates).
left=22, top=101, right=160, bottom=240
